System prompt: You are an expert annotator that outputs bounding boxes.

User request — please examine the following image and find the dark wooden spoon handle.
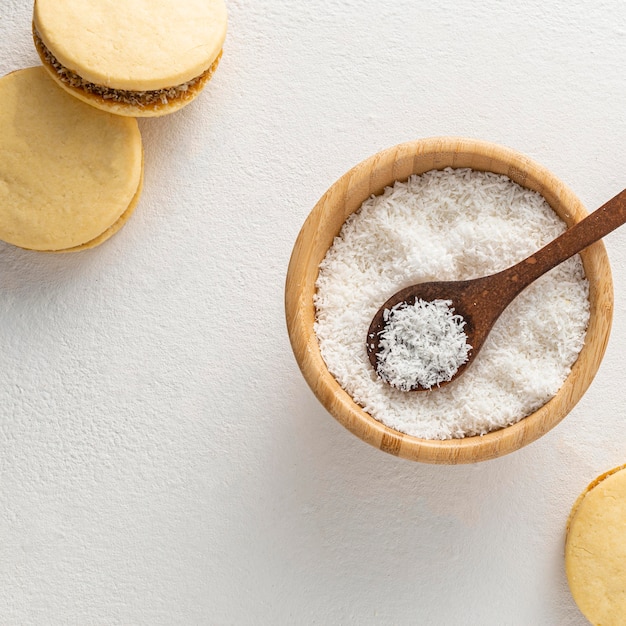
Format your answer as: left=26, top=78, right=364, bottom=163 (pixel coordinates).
left=493, top=187, right=626, bottom=302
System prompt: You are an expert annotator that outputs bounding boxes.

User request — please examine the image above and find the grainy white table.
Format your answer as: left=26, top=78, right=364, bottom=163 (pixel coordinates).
left=1, top=1, right=624, bottom=623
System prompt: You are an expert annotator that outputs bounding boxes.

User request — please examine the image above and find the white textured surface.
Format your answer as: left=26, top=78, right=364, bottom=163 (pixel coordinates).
left=1, top=0, right=626, bottom=624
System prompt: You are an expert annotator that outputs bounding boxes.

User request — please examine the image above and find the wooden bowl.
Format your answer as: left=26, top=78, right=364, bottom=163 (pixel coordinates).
left=285, top=137, right=614, bottom=464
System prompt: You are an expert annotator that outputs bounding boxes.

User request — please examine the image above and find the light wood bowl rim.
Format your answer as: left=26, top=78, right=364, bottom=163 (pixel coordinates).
left=285, top=136, right=613, bottom=464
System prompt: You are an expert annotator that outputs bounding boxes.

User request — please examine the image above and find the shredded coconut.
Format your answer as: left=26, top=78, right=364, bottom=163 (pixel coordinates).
left=314, top=168, right=590, bottom=440
left=376, top=299, right=471, bottom=391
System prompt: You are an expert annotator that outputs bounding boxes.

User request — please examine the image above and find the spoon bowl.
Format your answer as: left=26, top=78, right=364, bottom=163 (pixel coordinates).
left=366, top=276, right=496, bottom=390
left=367, top=187, right=626, bottom=391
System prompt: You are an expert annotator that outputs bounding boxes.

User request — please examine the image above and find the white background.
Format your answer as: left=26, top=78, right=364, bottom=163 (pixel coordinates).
left=1, top=0, right=625, bottom=624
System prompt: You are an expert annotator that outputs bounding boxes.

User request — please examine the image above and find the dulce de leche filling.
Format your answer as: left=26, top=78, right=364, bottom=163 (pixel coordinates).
left=33, top=27, right=221, bottom=108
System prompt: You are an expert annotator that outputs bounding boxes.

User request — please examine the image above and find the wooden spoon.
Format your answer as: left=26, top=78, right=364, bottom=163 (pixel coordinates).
left=367, top=187, right=626, bottom=391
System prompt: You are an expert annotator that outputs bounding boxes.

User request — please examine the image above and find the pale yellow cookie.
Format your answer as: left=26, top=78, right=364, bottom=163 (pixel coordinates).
left=565, top=464, right=626, bottom=625
left=0, top=67, right=143, bottom=252
left=33, top=0, right=228, bottom=117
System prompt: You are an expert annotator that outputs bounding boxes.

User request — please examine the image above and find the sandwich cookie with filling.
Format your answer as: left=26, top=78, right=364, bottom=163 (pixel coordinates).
left=565, top=464, right=626, bottom=625
left=0, top=67, right=143, bottom=252
left=33, top=0, right=228, bottom=117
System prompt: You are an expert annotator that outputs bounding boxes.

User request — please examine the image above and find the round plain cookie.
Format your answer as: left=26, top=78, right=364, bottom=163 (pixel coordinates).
left=0, top=67, right=143, bottom=252
left=565, top=464, right=626, bottom=625
left=33, top=0, right=228, bottom=117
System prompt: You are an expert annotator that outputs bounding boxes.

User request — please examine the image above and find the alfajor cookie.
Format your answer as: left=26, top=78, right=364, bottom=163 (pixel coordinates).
left=0, top=67, right=143, bottom=252
left=565, top=464, right=626, bottom=625
left=33, top=0, right=228, bottom=117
